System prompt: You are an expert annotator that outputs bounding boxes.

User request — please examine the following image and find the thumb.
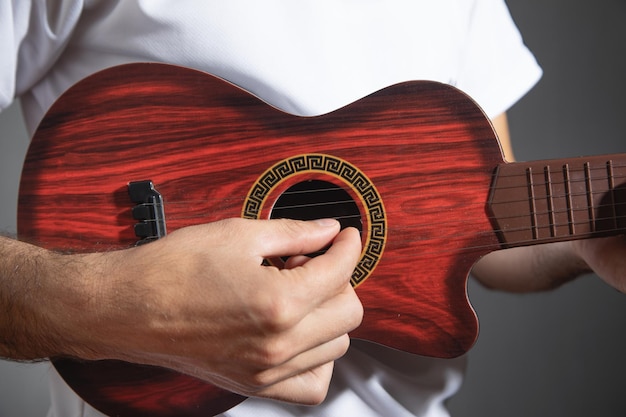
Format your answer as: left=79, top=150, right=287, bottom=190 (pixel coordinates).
left=254, top=218, right=342, bottom=260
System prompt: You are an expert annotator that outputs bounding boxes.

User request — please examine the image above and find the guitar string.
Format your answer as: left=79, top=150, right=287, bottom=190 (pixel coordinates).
left=137, top=198, right=626, bottom=248
left=125, top=165, right=626, bottom=251
left=134, top=211, right=626, bottom=258
left=155, top=167, right=626, bottom=212
left=143, top=171, right=626, bottom=222
left=138, top=167, right=626, bottom=207
left=158, top=195, right=626, bottom=224
left=128, top=220, right=626, bottom=260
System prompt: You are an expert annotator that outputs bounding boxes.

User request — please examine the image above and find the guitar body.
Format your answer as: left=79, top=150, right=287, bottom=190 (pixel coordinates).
left=18, top=63, right=504, bottom=416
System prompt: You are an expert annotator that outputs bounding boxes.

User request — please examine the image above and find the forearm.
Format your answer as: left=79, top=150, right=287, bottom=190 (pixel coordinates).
left=472, top=242, right=592, bottom=293
left=0, top=236, right=99, bottom=361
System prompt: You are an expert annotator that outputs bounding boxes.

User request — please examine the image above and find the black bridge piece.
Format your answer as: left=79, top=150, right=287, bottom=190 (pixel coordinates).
left=128, top=180, right=167, bottom=245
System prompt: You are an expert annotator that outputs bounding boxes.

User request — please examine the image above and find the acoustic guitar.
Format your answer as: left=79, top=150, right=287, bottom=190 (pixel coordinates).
left=17, top=63, right=626, bottom=416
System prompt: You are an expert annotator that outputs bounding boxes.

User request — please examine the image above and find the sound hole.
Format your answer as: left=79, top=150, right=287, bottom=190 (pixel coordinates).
left=271, top=180, right=362, bottom=257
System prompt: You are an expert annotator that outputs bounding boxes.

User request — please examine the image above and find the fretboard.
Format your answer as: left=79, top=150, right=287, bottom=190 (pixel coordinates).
left=488, top=154, right=626, bottom=247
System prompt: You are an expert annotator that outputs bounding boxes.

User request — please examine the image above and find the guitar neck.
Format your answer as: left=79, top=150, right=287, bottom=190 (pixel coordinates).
left=488, top=153, right=626, bottom=248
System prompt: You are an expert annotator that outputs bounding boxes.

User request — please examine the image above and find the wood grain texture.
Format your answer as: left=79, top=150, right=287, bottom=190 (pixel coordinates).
left=18, top=63, right=507, bottom=416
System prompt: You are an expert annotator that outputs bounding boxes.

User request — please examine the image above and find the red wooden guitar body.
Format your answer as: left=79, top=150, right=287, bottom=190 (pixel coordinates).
left=18, top=63, right=504, bottom=416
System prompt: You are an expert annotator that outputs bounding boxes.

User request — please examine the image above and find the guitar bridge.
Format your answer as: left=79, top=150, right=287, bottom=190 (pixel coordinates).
left=128, top=180, right=167, bottom=245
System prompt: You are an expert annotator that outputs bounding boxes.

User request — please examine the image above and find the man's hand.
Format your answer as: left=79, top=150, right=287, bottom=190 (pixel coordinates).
left=473, top=236, right=626, bottom=296
left=571, top=236, right=626, bottom=294
left=1, top=218, right=363, bottom=405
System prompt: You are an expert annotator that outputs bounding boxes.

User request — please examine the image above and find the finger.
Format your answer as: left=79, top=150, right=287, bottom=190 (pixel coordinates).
left=283, top=254, right=311, bottom=269
left=290, top=226, right=363, bottom=300
left=252, top=225, right=362, bottom=326
left=575, top=236, right=626, bottom=293
left=234, top=333, right=348, bottom=397
left=180, top=334, right=347, bottom=403
left=252, top=354, right=338, bottom=405
left=261, top=281, right=363, bottom=371
left=261, top=227, right=362, bottom=338
left=244, top=226, right=361, bottom=378
left=236, top=228, right=362, bottom=389
left=254, top=218, right=341, bottom=260
left=229, top=281, right=361, bottom=396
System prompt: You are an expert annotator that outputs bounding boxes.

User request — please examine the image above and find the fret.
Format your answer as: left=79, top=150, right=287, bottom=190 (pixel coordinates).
left=526, top=167, right=538, bottom=240
left=563, top=164, right=575, bottom=235
left=543, top=165, right=556, bottom=237
left=488, top=154, right=626, bottom=247
left=584, top=162, right=596, bottom=232
left=607, top=160, right=618, bottom=229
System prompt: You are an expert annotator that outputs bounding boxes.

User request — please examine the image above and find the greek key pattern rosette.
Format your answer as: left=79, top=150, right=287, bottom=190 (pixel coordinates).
left=242, top=153, right=387, bottom=287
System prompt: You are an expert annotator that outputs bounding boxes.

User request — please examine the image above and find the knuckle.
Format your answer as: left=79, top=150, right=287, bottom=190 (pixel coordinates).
left=349, top=292, right=365, bottom=327
left=238, top=347, right=289, bottom=391
left=253, top=337, right=291, bottom=370
left=298, top=367, right=334, bottom=405
left=335, top=334, right=351, bottom=357
left=339, top=287, right=364, bottom=331
left=254, top=290, right=301, bottom=334
left=239, top=371, right=273, bottom=393
left=271, top=219, right=313, bottom=253
left=307, top=387, right=330, bottom=406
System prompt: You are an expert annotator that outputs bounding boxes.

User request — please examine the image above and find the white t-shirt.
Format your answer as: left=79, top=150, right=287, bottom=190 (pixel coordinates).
left=1, top=1, right=542, bottom=416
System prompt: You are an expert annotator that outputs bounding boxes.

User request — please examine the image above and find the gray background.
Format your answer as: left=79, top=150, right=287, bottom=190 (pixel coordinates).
left=1, top=0, right=625, bottom=416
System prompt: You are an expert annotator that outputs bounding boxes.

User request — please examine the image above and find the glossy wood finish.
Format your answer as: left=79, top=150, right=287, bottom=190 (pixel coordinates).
left=18, top=63, right=626, bottom=416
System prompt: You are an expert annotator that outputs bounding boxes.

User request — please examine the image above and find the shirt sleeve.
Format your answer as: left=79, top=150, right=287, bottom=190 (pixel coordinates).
left=0, top=0, right=27, bottom=111
left=454, top=0, right=542, bottom=118
left=0, top=0, right=83, bottom=112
